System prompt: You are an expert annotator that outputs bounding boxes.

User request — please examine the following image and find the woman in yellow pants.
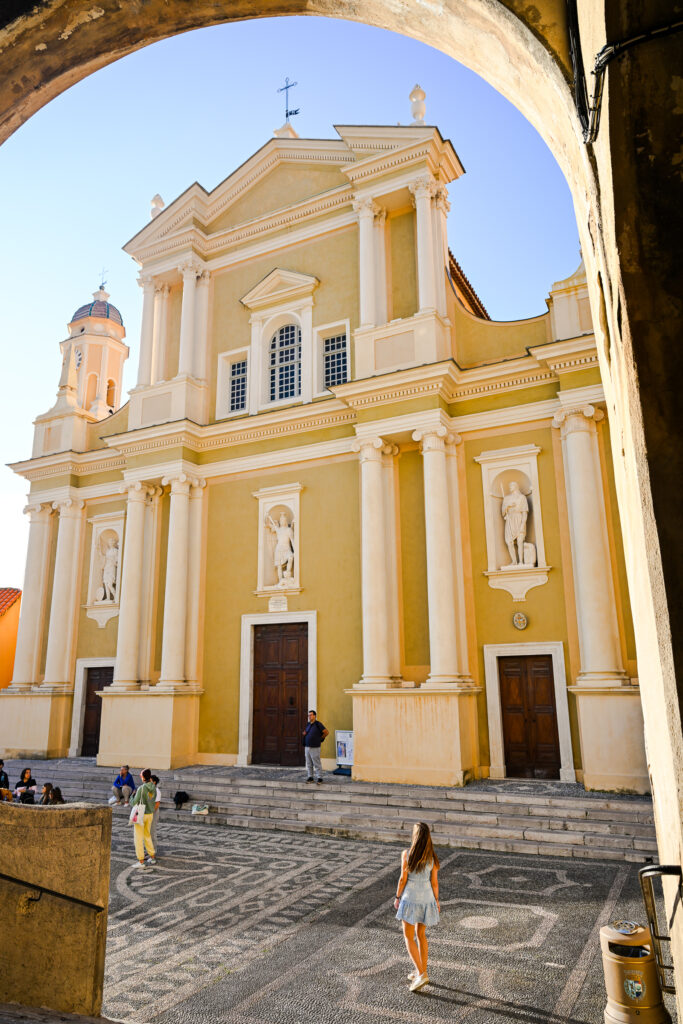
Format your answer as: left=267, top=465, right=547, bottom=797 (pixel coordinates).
left=130, top=768, right=157, bottom=869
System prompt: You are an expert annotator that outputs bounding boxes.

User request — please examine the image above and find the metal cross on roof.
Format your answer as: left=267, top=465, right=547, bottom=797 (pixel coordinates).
left=277, top=77, right=300, bottom=123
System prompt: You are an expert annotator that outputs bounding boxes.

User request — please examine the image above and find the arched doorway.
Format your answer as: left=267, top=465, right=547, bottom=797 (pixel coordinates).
left=2, top=0, right=681, bottom=1005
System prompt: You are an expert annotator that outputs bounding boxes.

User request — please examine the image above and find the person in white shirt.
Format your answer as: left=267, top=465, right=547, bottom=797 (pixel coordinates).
left=150, top=774, right=162, bottom=857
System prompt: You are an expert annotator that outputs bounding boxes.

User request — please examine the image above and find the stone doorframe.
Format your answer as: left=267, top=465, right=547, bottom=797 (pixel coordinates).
left=483, top=642, right=576, bottom=783
left=238, top=611, right=317, bottom=766
left=68, top=657, right=116, bottom=757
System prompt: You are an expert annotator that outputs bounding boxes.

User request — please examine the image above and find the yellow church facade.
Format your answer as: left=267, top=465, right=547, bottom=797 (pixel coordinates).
left=0, top=108, right=647, bottom=793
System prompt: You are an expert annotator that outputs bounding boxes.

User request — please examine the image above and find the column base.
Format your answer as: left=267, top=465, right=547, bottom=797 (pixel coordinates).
left=109, top=681, right=141, bottom=693
left=423, top=674, right=476, bottom=689
left=575, top=670, right=631, bottom=687
left=97, top=689, right=201, bottom=769
left=569, top=683, right=649, bottom=793
left=348, top=685, right=482, bottom=786
left=0, top=690, right=74, bottom=758
left=354, top=675, right=397, bottom=689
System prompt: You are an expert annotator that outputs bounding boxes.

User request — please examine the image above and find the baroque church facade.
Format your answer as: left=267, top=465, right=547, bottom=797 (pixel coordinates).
left=1, top=99, right=648, bottom=792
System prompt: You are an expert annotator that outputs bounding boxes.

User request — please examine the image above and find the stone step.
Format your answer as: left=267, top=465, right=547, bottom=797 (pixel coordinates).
left=3, top=758, right=656, bottom=863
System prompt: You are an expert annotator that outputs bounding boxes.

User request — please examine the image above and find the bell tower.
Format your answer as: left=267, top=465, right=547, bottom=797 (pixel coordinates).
left=32, top=286, right=129, bottom=457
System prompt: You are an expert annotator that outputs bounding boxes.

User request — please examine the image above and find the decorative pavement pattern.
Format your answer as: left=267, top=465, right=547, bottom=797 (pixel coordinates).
left=103, top=818, right=676, bottom=1024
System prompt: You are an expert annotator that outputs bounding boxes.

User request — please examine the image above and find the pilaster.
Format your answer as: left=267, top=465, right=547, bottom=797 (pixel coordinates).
left=112, top=482, right=156, bottom=691
left=10, top=502, right=54, bottom=690
left=409, top=176, right=437, bottom=313
left=137, top=274, right=156, bottom=387
left=353, top=196, right=378, bottom=328
left=42, top=499, right=85, bottom=691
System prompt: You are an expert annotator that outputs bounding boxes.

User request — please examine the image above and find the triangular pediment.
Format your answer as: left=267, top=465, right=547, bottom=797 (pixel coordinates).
left=240, top=268, right=319, bottom=311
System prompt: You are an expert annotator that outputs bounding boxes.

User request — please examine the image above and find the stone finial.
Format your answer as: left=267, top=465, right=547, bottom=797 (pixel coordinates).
left=410, top=84, right=426, bottom=125
left=273, top=121, right=299, bottom=140
left=92, top=287, right=110, bottom=302
left=150, top=194, right=165, bottom=219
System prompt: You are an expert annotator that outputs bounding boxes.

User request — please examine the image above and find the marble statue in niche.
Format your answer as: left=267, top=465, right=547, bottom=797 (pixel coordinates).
left=94, top=530, right=119, bottom=602
left=265, top=510, right=295, bottom=586
left=492, top=477, right=537, bottom=569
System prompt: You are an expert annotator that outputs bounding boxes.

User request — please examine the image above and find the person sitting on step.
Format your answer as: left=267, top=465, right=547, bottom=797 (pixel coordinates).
left=14, top=767, right=37, bottom=804
left=112, top=765, right=136, bottom=805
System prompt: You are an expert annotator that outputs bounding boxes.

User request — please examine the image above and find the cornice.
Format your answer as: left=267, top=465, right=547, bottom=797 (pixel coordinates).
left=102, top=401, right=356, bottom=457
left=528, top=335, right=598, bottom=373
left=333, top=357, right=557, bottom=411
left=133, top=187, right=355, bottom=265
left=9, top=452, right=126, bottom=483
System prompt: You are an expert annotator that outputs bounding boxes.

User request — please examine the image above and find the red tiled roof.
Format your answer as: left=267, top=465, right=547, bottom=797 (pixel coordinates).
left=448, top=250, right=490, bottom=320
left=0, top=588, right=21, bottom=617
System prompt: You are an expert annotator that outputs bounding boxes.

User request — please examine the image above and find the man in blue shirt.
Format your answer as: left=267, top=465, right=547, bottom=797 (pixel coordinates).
left=112, top=765, right=136, bottom=805
left=303, top=710, right=328, bottom=785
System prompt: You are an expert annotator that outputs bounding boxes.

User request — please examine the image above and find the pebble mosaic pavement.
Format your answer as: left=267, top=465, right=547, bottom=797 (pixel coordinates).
left=103, top=817, right=677, bottom=1024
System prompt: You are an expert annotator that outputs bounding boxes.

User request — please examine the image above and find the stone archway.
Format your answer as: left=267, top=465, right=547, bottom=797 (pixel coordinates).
left=3, top=0, right=682, bottom=1006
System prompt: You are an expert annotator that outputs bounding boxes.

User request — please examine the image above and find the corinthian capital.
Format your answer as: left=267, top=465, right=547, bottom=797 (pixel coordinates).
left=409, top=175, right=437, bottom=202
left=352, top=436, right=385, bottom=463
left=178, top=256, right=202, bottom=280
left=553, top=404, right=604, bottom=435
left=412, top=424, right=457, bottom=453
left=352, top=195, right=379, bottom=218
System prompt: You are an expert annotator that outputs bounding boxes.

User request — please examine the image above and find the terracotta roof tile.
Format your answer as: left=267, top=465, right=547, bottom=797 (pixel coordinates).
left=448, top=250, right=490, bottom=320
left=0, top=588, right=21, bottom=616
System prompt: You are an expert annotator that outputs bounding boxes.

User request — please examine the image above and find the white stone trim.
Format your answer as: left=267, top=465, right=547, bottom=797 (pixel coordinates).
left=238, top=611, right=317, bottom=766
left=253, top=483, right=303, bottom=593
left=69, top=657, right=116, bottom=757
left=84, top=510, right=125, bottom=627
left=313, top=319, right=351, bottom=396
left=483, top=642, right=575, bottom=783
left=216, top=346, right=250, bottom=421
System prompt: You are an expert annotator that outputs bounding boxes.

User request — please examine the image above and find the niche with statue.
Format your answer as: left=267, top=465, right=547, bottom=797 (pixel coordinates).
left=85, top=512, right=125, bottom=627
left=474, top=444, right=550, bottom=601
left=253, top=484, right=303, bottom=598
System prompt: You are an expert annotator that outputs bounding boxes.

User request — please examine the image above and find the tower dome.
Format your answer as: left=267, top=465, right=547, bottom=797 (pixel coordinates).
left=70, top=287, right=124, bottom=327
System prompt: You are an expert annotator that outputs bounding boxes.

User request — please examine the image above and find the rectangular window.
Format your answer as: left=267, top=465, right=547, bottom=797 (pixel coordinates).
left=323, top=333, right=348, bottom=389
left=229, top=359, right=248, bottom=412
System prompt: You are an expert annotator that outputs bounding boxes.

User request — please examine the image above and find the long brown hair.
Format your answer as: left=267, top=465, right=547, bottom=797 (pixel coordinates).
left=407, top=822, right=439, bottom=872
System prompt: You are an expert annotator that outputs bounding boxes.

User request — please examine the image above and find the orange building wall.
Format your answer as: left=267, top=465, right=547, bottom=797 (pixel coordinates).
left=0, top=596, right=21, bottom=688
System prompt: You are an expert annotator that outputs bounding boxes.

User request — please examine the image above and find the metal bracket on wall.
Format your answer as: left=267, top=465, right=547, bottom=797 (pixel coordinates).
left=566, top=1, right=683, bottom=144
left=638, top=863, right=682, bottom=995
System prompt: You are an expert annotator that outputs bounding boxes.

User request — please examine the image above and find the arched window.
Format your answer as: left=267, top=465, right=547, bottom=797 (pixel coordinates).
left=106, top=378, right=116, bottom=408
left=269, top=324, right=301, bottom=402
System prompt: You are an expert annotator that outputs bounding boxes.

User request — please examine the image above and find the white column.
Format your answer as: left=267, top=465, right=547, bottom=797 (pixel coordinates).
left=554, top=405, right=627, bottom=685
left=136, top=274, right=156, bottom=387
left=353, top=196, right=378, bottom=328
left=247, top=315, right=263, bottom=414
left=178, top=260, right=199, bottom=377
left=152, top=284, right=169, bottom=383
left=194, top=271, right=211, bottom=381
left=413, top=426, right=460, bottom=686
left=112, top=482, right=153, bottom=690
left=300, top=304, right=314, bottom=404
left=433, top=186, right=450, bottom=317
left=353, top=437, right=392, bottom=686
left=185, top=478, right=206, bottom=688
left=10, top=503, right=53, bottom=690
left=410, top=176, right=437, bottom=313
left=374, top=208, right=388, bottom=326
left=445, top=435, right=472, bottom=681
left=382, top=443, right=402, bottom=683
left=138, top=485, right=162, bottom=684
left=158, top=474, right=194, bottom=689
left=42, top=499, right=85, bottom=689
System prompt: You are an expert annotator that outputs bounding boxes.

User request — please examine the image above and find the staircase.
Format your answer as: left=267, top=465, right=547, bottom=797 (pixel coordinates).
left=2, top=758, right=657, bottom=863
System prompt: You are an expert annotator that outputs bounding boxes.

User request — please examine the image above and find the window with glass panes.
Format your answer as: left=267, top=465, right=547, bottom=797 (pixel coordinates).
left=323, top=333, right=348, bottom=389
left=269, top=324, right=301, bottom=401
left=229, top=359, right=247, bottom=412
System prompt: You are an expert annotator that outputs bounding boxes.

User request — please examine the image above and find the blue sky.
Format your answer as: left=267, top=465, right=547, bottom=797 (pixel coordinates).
left=0, top=16, right=580, bottom=587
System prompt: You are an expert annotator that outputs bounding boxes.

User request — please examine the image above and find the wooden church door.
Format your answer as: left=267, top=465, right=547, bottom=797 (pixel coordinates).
left=498, top=654, right=561, bottom=779
left=252, top=623, right=308, bottom=766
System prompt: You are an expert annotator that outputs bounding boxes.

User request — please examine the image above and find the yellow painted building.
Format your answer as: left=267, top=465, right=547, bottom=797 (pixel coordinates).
left=0, top=102, right=647, bottom=792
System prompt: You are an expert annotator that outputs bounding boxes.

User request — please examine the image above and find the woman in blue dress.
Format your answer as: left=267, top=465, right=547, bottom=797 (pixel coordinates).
left=393, top=821, right=440, bottom=992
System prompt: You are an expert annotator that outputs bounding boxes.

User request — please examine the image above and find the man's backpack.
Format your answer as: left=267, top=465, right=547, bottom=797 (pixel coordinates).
left=173, top=790, right=190, bottom=809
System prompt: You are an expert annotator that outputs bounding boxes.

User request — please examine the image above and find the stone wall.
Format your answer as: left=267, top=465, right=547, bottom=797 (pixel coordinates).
left=0, top=802, right=111, bottom=1016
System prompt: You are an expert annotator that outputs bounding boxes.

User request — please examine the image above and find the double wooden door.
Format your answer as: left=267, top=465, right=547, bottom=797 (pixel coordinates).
left=252, top=622, right=308, bottom=766
left=81, top=665, right=114, bottom=756
left=498, top=655, right=561, bottom=779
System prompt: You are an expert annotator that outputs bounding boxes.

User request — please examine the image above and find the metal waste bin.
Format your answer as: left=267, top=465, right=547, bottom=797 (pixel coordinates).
left=600, top=920, right=671, bottom=1023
